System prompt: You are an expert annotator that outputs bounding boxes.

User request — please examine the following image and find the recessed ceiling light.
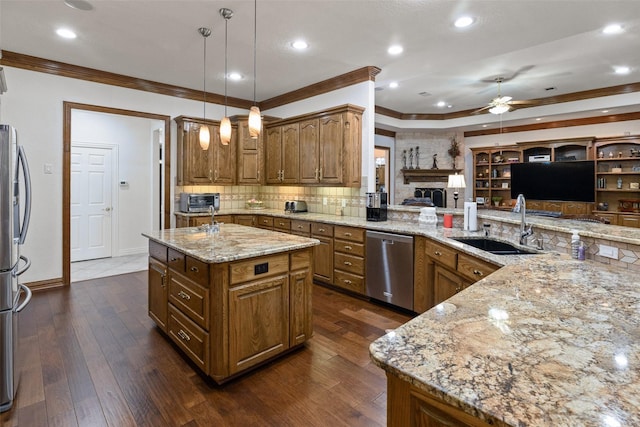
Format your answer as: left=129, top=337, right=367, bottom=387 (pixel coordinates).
left=389, top=82, right=399, bottom=89
left=603, top=24, right=623, bottom=34
left=436, top=101, right=446, bottom=108
left=482, top=124, right=489, bottom=128
left=228, top=72, right=243, bottom=81
left=614, top=66, right=631, bottom=75
left=56, top=28, right=77, bottom=39
left=535, top=118, right=542, bottom=121
left=387, top=45, right=403, bottom=55
left=64, top=0, right=93, bottom=11
left=454, top=16, right=474, bottom=28
left=602, top=110, right=610, bottom=113
left=291, top=40, right=308, bottom=50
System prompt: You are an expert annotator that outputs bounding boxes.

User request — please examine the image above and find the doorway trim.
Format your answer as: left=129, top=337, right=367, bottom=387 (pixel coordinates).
left=63, top=102, right=171, bottom=286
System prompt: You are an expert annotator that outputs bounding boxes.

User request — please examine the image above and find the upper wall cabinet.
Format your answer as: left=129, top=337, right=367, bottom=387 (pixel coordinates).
left=265, top=104, right=364, bottom=187
left=265, top=123, right=300, bottom=185
left=175, top=116, right=237, bottom=186
left=234, top=116, right=264, bottom=185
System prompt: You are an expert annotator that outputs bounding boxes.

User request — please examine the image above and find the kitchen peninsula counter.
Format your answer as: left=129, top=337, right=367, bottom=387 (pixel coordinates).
left=143, top=224, right=319, bottom=384
left=369, top=254, right=640, bottom=426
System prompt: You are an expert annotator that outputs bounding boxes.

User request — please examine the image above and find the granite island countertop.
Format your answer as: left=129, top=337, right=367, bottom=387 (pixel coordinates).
left=143, top=223, right=319, bottom=263
left=369, top=254, right=640, bottom=426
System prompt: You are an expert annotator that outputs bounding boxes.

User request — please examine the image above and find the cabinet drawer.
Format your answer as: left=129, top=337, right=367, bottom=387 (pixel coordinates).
left=311, top=222, right=334, bottom=237
left=185, top=257, right=209, bottom=286
left=424, top=239, right=457, bottom=271
left=333, top=270, right=365, bottom=295
left=149, top=241, right=167, bottom=263
left=334, top=226, right=365, bottom=243
left=291, top=248, right=311, bottom=271
left=168, top=304, right=210, bottom=374
left=334, top=239, right=365, bottom=257
left=334, top=252, right=365, bottom=275
left=167, top=248, right=186, bottom=272
left=230, top=254, right=289, bottom=285
left=457, top=253, right=499, bottom=283
left=273, top=218, right=291, bottom=232
left=257, top=216, right=274, bottom=228
left=291, top=220, right=311, bottom=236
left=169, top=273, right=209, bottom=329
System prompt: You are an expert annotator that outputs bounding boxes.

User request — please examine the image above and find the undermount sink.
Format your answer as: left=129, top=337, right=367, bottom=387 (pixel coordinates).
left=451, top=237, right=537, bottom=255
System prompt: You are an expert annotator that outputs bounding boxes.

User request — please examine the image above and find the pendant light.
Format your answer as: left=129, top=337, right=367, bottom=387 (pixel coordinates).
left=248, top=0, right=261, bottom=139
left=219, top=8, right=233, bottom=146
left=198, top=27, right=212, bottom=150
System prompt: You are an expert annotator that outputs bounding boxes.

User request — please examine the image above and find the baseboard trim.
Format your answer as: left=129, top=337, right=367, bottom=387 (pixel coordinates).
left=25, top=277, right=66, bottom=291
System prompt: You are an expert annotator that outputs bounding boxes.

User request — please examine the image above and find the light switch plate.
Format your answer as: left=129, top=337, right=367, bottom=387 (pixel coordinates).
left=598, top=244, right=618, bottom=259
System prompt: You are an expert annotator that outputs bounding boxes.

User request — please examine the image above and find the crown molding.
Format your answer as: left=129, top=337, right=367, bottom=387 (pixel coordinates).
left=0, top=50, right=253, bottom=109
left=463, top=111, right=640, bottom=137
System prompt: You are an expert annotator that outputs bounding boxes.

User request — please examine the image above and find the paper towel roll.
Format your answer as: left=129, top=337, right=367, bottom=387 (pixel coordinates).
left=464, top=202, right=478, bottom=231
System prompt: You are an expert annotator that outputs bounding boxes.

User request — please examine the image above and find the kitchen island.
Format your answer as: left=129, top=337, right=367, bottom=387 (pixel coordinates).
left=370, top=253, right=640, bottom=426
left=143, top=223, right=319, bottom=384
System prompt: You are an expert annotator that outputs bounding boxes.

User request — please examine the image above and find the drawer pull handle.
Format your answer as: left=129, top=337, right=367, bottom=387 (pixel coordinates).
left=279, top=222, right=285, bottom=226
left=344, top=245, right=352, bottom=250
left=434, top=251, right=442, bottom=256
left=177, top=330, right=191, bottom=341
left=344, top=279, right=352, bottom=285
left=319, top=228, right=325, bottom=232
left=344, top=261, right=352, bottom=266
left=344, top=232, right=352, bottom=236
left=170, top=257, right=178, bottom=262
left=455, top=286, right=462, bottom=292
left=190, top=266, right=199, bottom=272
left=297, top=225, right=304, bottom=229
left=161, top=274, right=167, bottom=288
left=473, top=269, right=483, bottom=276
left=178, top=291, right=191, bottom=300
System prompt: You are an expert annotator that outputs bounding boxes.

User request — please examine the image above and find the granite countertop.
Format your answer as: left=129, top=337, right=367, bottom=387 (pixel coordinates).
left=143, top=223, right=319, bottom=263
left=370, top=255, right=640, bottom=426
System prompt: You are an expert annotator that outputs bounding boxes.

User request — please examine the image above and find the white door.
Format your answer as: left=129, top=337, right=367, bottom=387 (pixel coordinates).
left=71, top=146, right=113, bottom=262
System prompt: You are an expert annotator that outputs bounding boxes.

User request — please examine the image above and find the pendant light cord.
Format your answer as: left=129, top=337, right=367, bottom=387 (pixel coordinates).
left=224, top=16, right=228, bottom=116
left=253, top=0, right=257, bottom=106
left=202, top=30, right=207, bottom=120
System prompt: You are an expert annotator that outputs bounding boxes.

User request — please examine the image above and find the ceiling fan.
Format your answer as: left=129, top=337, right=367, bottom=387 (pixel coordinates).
left=475, top=77, right=532, bottom=115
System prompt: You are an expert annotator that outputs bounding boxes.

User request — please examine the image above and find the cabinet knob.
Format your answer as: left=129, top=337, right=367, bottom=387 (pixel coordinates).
left=190, top=266, right=199, bottom=272
left=455, top=286, right=462, bottom=292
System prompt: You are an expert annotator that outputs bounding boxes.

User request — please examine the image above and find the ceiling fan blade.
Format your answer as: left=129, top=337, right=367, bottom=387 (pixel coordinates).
left=472, top=105, right=492, bottom=114
left=497, top=96, right=513, bottom=103
left=508, top=100, right=536, bottom=105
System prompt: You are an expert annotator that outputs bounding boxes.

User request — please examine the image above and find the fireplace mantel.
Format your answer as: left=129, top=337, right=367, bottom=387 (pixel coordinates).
left=401, top=168, right=461, bottom=184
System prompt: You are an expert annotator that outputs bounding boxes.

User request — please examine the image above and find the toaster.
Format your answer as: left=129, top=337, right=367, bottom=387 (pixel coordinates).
left=284, top=200, right=308, bottom=213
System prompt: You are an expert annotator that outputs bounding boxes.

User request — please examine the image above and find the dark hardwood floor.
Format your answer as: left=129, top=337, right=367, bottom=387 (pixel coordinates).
left=1, top=272, right=412, bottom=427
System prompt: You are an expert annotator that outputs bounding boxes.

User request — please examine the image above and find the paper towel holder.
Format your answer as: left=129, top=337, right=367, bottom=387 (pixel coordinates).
left=447, top=173, right=466, bottom=208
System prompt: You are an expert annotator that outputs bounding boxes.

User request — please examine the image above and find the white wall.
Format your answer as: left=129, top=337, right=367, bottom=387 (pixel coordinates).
left=0, top=66, right=245, bottom=283
left=72, top=110, right=164, bottom=256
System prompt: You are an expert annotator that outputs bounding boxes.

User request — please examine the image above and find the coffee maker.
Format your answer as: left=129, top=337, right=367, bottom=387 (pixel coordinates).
left=366, top=192, right=388, bottom=221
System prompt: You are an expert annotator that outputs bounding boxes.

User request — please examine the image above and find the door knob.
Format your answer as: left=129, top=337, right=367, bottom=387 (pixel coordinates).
left=103, top=207, right=112, bottom=212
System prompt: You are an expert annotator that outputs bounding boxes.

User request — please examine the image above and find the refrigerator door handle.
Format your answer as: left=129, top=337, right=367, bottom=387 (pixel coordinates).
left=14, top=255, right=31, bottom=277
left=17, top=145, right=32, bottom=245
left=14, top=284, right=32, bottom=313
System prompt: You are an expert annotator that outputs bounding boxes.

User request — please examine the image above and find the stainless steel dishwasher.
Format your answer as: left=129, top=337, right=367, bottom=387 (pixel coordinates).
left=366, top=231, right=414, bottom=311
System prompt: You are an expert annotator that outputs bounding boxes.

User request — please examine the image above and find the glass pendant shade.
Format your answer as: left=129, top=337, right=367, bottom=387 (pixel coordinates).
left=220, top=116, right=231, bottom=145
left=489, top=104, right=510, bottom=115
left=199, top=125, right=210, bottom=150
left=248, top=106, right=261, bottom=139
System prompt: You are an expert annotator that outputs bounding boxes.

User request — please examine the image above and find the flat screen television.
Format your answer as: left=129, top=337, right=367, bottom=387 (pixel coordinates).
left=510, top=161, right=595, bottom=202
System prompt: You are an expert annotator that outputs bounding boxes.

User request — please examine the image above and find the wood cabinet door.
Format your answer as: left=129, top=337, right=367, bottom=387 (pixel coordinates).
left=148, top=257, right=168, bottom=332
left=212, top=125, right=236, bottom=184
left=433, top=264, right=468, bottom=306
left=265, top=126, right=283, bottom=184
left=228, top=274, right=289, bottom=374
left=312, top=235, right=334, bottom=284
left=319, top=113, right=343, bottom=184
left=187, top=123, right=214, bottom=184
left=175, top=215, right=188, bottom=228
left=290, top=268, right=312, bottom=346
left=282, top=123, right=300, bottom=184
left=299, top=118, right=320, bottom=184
left=234, top=215, right=256, bottom=227
left=237, top=120, right=263, bottom=185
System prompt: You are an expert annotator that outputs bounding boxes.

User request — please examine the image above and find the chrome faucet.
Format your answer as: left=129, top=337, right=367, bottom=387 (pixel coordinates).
left=514, top=194, right=533, bottom=245
left=208, top=205, right=219, bottom=234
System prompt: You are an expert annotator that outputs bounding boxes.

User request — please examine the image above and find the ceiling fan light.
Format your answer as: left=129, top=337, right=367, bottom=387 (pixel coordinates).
left=248, top=106, right=262, bottom=139
left=489, top=104, right=510, bottom=115
left=199, top=125, right=210, bottom=150
left=220, top=117, right=231, bottom=145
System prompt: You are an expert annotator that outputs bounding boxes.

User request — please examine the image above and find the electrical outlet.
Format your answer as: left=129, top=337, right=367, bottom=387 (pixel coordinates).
left=598, top=244, right=618, bottom=259
left=323, top=197, right=328, bottom=206
left=44, top=163, right=53, bottom=174
left=341, top=199, right=346, bottom=208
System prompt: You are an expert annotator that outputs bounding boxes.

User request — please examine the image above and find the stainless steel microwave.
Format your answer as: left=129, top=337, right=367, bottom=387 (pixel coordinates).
left=179, top=193, right=220, bottom=213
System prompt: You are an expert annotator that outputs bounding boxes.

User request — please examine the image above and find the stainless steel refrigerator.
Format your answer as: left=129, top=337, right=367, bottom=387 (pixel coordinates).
left=0, top=124, right=32, bottom=413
